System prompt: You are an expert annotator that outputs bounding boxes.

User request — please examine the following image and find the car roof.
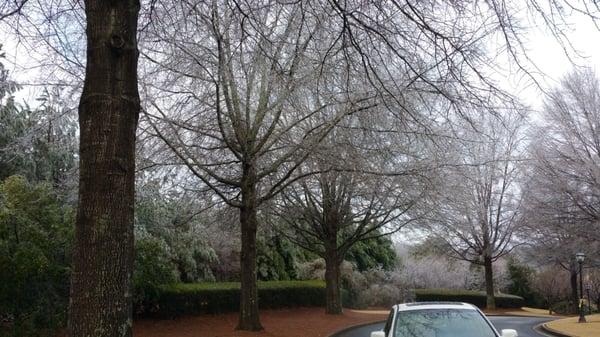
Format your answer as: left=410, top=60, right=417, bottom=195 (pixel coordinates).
left=394, top=302, right=479, bottom=312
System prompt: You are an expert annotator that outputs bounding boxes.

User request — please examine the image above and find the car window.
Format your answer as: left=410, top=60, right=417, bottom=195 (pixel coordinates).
left=393, top=309, right=496, bottom=337
left=384, top=309, right=394, bottom=335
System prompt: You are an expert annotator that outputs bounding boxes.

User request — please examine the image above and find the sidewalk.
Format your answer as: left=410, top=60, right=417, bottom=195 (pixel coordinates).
left=542, top=314, right=600, bottom=337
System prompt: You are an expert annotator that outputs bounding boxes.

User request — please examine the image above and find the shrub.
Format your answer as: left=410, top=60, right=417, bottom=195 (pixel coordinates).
left=345, top=235, right=397, bottom=272
left=0, top=176, right=73, bottom=336
left=341, top=266, right=414, bottom=309
left=135, top=188, right=218, bottom=283
left=506, top=258, right=543, bottom=307
left=531, top=266, right=571, bottom=313
left=550, top=300, right=575, bottom=315
left=414, top=288, right=524, bottom=308
left=357, top=284, right=403, bottom=308
left=142, top=280, right=326, bottom=318
left=133, top=233, right=179, bottom=314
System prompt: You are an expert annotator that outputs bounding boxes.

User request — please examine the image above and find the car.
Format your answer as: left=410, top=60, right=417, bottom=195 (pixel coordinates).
left=370, top=302, right=518, bottom=337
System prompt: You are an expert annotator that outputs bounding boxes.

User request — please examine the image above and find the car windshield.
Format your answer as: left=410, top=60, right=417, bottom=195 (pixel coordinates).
left=393, top=309, right=497, bottom=337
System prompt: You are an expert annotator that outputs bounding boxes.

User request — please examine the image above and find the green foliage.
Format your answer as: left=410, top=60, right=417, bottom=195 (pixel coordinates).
left=0, top=97, right=28, bottom=180
left=133, top=233, right=179, bottom=314
left=414, top=288, right=524, bottom=308
left=346, top=235, right=397, bottom=271
left=0, top=176, right=73, bottom=336
left=0, top=45, right=19, bottom=101
left=506, top=258, right=543, bottom=307
left=550, top=300, right=577, bottom=315
left=0, top=88, right=77, bottom=185
left=257, top=233, right=302, bottom=281
left=142, top=280, right=326, bottom=318
left=135, top=183, right=218, bottom=283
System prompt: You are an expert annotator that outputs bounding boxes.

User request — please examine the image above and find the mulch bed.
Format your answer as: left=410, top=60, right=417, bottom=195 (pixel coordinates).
left=134, top=307, right=388, bottom=337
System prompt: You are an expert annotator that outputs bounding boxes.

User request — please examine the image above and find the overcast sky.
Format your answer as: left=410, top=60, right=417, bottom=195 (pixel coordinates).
left=509, top=10, right=600, bottom=111
left=3, top=6, right=600, bottom=114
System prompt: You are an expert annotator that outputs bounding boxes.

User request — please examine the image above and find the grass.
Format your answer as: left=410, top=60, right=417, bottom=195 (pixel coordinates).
left=544, top=314, right=600, bottom=337
left=483, top=307, right=563, bottom=317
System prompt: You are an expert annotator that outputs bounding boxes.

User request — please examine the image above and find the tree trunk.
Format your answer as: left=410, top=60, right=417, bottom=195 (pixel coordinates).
left=237, top=164, right=263, bottom=331
left=68, top=1, right=140, bottom=337
left=324, top=244, right=343, bottom=315
left=570, top=269, right=578, bottom=314
left=484, top=255, right=496, bottom=310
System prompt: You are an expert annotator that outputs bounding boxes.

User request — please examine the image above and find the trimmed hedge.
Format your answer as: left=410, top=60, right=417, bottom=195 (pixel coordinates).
left=143, top=280, right=326, bottom=318
left=414, top=288, right=524, bottom=308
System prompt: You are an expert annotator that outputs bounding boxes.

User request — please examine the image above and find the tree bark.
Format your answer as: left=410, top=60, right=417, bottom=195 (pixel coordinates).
left=484, top=255, right=496, bottom=310
left=237, top=163, right=263, bottom=331
left=68, top=1, right=140, bottom=337
left=324, top=244, right=343, bottom=315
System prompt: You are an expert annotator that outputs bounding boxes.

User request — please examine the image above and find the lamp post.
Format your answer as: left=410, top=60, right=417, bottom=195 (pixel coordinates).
left=576, top=252, right=586, bottom=323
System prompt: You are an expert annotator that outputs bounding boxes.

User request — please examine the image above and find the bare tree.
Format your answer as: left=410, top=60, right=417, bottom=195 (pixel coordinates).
left=68, top=1, right=140, bottom=337
left=137, top=0, right=568, bottom=325
left=269, top=107, right=435, bottom=314
left=532, top=266, right=571, bottom=314
left=5, top=0, right=600, bottom=330
left=588, top=268, right=600, bottom=313
left=527, top=69, right=600, bottom=243
left=275, top=169, right=426, bottom=313
left=141, top=1, right=383, bottom=329
left=521, top=190, right=599, bottom=314
left=520, top=203, right=591, bottom=313
left=522, top=69, right=600, bottom=312
left=0, top=0, right=29, bottom=21
left=422, top=111, right=527, bottom=309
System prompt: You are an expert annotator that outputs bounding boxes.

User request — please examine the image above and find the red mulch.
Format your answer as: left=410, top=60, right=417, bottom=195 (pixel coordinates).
left=134, top=308, right=388, bottom=337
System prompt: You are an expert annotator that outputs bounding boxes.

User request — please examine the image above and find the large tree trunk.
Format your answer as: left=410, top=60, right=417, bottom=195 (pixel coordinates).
left=324, top=244, right=343, bottom=315
left=237, top=164, right=263, bottom=331
left=570, top=269, right=578, bottom=314
left=68, top=1, right=140, bottom=337
left=484, top=255, right=496, bottom=310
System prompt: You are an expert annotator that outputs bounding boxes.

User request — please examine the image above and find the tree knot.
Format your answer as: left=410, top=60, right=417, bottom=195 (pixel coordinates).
left=110, top=34, right=125, bottom=50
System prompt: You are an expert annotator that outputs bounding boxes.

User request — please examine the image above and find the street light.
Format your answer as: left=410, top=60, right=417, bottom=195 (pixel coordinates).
left=576, top=252, right=586, bottom=323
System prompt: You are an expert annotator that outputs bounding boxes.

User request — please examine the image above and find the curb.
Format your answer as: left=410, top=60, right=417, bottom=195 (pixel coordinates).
left=538, top=323, right=577, bottom=337
left=327, top=319, right=385, bottom=337
left=484, top=313, right=557, bottom=318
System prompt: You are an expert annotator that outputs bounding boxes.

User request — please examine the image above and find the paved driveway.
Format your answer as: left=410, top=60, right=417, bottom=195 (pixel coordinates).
left=335, top=316, right=556, bottom=337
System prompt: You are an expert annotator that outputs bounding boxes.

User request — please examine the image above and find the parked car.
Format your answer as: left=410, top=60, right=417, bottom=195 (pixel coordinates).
left=371, top=302, right=518, bottom=337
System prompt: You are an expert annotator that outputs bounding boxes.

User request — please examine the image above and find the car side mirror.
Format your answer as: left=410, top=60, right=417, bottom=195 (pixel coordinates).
left=501, top=329, right=518, bottom=337
left=370, top=331, right=386, bottom=337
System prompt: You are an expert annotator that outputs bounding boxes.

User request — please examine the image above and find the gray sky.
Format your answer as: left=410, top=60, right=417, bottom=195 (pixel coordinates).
left=510, top=10, right=600, bottom=111
left=2, top=6, right=600, bottom=113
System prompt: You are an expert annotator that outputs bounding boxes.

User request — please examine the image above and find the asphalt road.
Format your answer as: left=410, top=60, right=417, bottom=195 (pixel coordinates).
left=336, top=316, right=556, bottom=337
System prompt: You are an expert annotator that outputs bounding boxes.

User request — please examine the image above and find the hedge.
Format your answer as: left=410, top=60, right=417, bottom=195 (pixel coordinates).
left=414, top=288, right=524, bottom=308
left=142, top=280, right=326, bottom=318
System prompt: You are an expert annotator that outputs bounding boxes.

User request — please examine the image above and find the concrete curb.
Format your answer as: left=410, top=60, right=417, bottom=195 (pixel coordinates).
left=538, top=323, right=577, bottom=337
left=327, top=319, right=385, bottom=337
left=484, top=313, right=558, bottom=318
